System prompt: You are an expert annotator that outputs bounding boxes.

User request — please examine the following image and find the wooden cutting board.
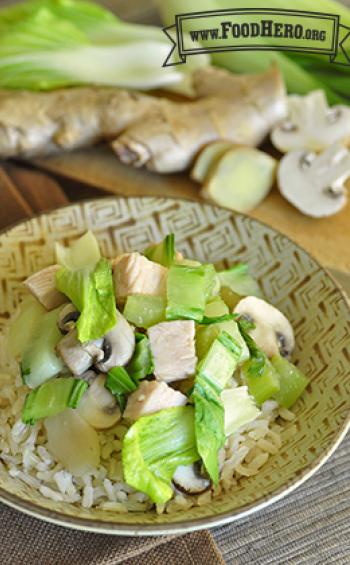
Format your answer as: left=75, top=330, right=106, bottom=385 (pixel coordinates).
left=36, top=145, right=350, bottom=273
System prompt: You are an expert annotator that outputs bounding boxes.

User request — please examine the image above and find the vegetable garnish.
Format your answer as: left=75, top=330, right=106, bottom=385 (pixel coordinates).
left=221, top=387, right=260, bottom=437
left=21, top=306, right=64, bottom=389
left=122, top=406, right=199, bottom=504
left=105, top=366, right=137, bottom=411
left=123, top=295, right=166, bottom=329
left=166, top=264, right=207, bottom=322
left=22, top=377, right=88, bottom=425
left=194, top=331, right=242, bottom=484
left=144, top=234, right=176, bottom=267
left=271, top=355, right=309, bottom=409
left=56, top=257, right=116, bottom=343
left=126, top=333, right=154, bottom=382
left=237, top=319, right=266, bottom=378
left=242, top=358, right=280, bottom=406
left=217, top=263, right=262, bottom=299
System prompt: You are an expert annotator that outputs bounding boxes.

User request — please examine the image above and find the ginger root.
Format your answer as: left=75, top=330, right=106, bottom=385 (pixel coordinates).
left=0, top=66, right=286, bottom=173
left=112, top=66, right=286, bottom=173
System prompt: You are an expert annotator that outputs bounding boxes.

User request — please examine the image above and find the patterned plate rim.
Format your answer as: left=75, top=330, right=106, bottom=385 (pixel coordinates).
left=0, top=195, right=349, bottom=536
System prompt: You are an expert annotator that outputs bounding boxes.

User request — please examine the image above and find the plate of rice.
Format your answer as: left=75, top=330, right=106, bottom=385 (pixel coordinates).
left=0, top=196, right=349, bottom=535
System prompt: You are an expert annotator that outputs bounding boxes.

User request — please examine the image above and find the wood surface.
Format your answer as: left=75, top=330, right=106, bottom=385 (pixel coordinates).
left=36, top=146, right=350, bottom=273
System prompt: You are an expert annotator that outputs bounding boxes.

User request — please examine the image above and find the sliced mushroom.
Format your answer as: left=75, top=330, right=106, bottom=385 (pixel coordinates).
left=78, top=374, right=121, bottom=430
left=23, top=265, right=66, bottom=311
left=95, top=310, right=135, bottom=372
left=56, top=329, right=103, bottom=375
left=173, top=463, right=211, bottom=495
left=271, top=90, right=350, bottom=153
left=278, top=143, right=349, bottom=218
left=57, top=303, right=80, bottom=334
left=234, top=296, right=294, bottom=358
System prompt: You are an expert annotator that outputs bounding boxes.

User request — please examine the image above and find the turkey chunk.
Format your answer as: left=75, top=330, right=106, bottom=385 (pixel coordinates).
left=148, top=320, right=197, bottom=382
left=124, top=380, right=187, bottom=421
left=24, top=265, right=66, bottom=310
left=112, top=252, right=167, bottom=300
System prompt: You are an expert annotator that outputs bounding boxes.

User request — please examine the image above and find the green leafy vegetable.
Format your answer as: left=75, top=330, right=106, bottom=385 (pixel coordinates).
left=55, top=230, right=100, bottom=272
left=56, top=257, right=116, bottom=343
left=8, top=295, right=45, bottom=359
left=21, top=306, right=64, bottom=389
left=126, top=333, right=153, bottom=381
left=122, top=406, right=199, bottom=504
left=193, top=375, right=224, bottom=485
left=194, top=330, right=242, bottom=483
left=144, top=234, right=175, bottom=267
left=203, top=263, right=220, bottom=300
left=0, top=0, right=208, bottom=92
left=200, top=313, right=237, bottom=325
left=271, top=355, right=309, bottom=408
left=242, top=358, right=280, bottom=406
left=22, top=377, right=88, bottom=425
left=196, top=297, right=249, bottom=361
left=238, top=320, right=266, bottom=378
left=221, top=386, right=260, bottom=436
left=123, top=295, right=166, bottom=329
left=166, top=264, right=207, bottom=322
left=217, top=263, right=262, bottom=299
left=105, top=366, right=137, bottom=412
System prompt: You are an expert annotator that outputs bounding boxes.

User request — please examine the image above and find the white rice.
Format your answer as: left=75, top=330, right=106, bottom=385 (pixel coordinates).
left=0, top=332, right=297, bottom=514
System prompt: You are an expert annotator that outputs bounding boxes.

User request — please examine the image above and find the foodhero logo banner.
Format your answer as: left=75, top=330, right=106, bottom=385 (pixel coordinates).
left=163, top=8, right=350, bottom=67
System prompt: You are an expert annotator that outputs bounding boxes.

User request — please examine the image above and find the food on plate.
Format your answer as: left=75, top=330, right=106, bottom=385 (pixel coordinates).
left=278, top=143, right=350, bottom=217
left=0, top=231, right=310, bottom=512
left=271, top=90, right=350, bottom=153
left=112, top=66, right=286, bottom=173
left=200, top=147, right=277, bottom=213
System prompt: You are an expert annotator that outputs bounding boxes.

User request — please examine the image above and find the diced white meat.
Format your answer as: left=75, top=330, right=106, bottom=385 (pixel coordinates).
left=24, top=265, right=66, bottom=310
left=56, top=329, right=103, bottom=375
left=124, top=380, right=187, bottom=421
left=148, top=320, right=197, bottom=383
left=95, top=310, right=135, bottom=372
left=112, top=252, right=167, bottom=300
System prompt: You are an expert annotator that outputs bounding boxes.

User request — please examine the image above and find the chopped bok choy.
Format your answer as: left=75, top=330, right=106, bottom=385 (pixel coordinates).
left=56, top=257, right=116, bottom=343
left=221, top=387, right=260, bottom=436
left=21, top=306, right=65, bottom=389
left=123, top=295, right=166, bottom=328
left=166, top=264, right=207, bottom=322
left=194, top=331, right=242, bottom=484
left=271, top=355, right=309, bottom=408
left=144, top=234, right=176, bottom=267
left=122, top=406, right=199, bottom=504
left=126, top=333, right=154, bottom=382
left=22, top=377, right=88, bottom=424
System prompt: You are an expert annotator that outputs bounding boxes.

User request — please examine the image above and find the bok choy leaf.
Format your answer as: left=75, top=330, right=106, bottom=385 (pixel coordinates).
left=22, top=377, right=88, bottom=425
left=0, top=0, right=209, bottom=92
left=56, top=257, right=116, bottom=343
left=122, top=406, right=199, bottom=504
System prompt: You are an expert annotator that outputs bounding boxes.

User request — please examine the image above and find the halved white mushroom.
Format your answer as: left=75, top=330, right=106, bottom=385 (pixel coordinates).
left=78, top=374, right=121, bottom=430
left=57, top=303, right=80, bottom=334
left=95, top=310, right=135, bottom=372
left=173, top=463, right=211, bottom=495
left=271, top=90, right=350, bottom=153
left=24, top=265, right=66, bottom=311
left=234, top=296, right=294, bottom=358
left=278, top=143, right=349, bottom=218
left=56, top=329, right=103, bottom=375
